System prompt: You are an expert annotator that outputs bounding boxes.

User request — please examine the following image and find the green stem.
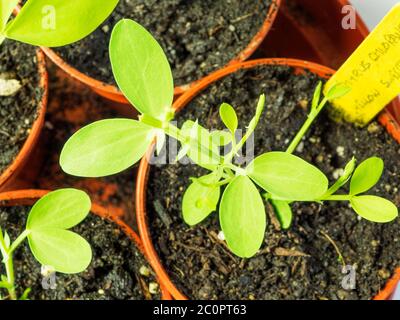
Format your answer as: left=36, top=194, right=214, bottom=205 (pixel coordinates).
left=225, top=95, right=265, bottom=163
left=0, top=230, right=29, bottom=300
left=222, top=163, right=247, bottom=176
left=286, top=97, right=328, bottom=154
left=4, top=257, right=16, bottom=300
left=320, top=194, right=353, bottom=201
left=8, top=230, right=30, bottom=256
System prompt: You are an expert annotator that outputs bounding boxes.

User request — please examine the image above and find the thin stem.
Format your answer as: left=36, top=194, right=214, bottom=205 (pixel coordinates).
left=320, top=194, right=353, bottom=201
left=8, top=230, right=30, bottom=256
left=0, top=35, right=5, bottom=47
left=286, top=97, right=328, bottom=154
left=222, top=163, right=247, bottom=176
left=4, top=257, right=16, bottom=300
left=225, top=95, right=265, bottom=163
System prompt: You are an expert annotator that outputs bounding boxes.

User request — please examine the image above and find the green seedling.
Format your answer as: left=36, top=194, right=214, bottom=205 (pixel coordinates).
left=60, top=19, right=398, bottom=258
left=0, top=189, right=92, bottom=300
left=0, top=0, right=118, bottom=47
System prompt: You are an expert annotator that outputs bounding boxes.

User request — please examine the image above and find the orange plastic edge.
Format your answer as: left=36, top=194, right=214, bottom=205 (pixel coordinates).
left=40, top=0, right=281, bottom=104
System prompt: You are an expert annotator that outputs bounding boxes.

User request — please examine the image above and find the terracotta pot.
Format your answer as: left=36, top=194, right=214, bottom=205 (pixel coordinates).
left=136, top=58, right=400, bottom=300
left=40, top=0, right=281, bottom=104
left=261, top=0, right=400, bottom=124
left=0, top=49, right=48, bottom=191
left=0, top=189, right=172, bottom=300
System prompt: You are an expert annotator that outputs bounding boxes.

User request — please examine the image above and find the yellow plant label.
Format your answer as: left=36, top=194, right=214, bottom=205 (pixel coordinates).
left=325, top=4, right=400, bottom=126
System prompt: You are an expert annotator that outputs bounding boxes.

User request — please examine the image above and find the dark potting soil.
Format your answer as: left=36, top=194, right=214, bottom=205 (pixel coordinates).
left=0, top=206, right=161, bottom=300
left=0, top=40, right=42, bottom=175
left=52, top=0, right=273, bottom=86
left=146, top=65, right=400, bottom=300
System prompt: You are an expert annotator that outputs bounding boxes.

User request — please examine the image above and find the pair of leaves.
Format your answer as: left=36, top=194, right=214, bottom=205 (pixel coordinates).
left=183, top=173, right=267, bottom=258
left=26, top=189, right=92, bottom=274
left=61, top=119, right=154, bottom=177
left=348, top=157, right=397, bottom=223
left=1, top=0, right=118, bottom=46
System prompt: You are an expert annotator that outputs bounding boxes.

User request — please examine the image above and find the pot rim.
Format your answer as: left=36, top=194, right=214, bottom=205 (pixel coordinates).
left=136, top=57, right=400, bottom=300
left=0, top=48, right=48, bottom=190
left=0, top=189, right=172, bottom=300
left=40, top=0, right=281, bottom=103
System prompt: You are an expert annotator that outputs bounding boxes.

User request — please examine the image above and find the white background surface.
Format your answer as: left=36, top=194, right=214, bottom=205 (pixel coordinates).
left=350, top=0, right=400, bottom=300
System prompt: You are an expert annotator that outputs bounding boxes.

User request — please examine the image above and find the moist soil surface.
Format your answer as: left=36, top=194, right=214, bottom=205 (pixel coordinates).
left=53, top=0, right=273, bottom=86
left=0, top=40, right=42, bottom=175
left=146, top=65, right=400, bottom=300
left=0, top=206, right=161, bottom=300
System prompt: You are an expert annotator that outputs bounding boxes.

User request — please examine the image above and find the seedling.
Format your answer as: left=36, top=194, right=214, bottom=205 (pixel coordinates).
left=0, top=0, right=118, bottom=47
left=0, top=189, right=92, bottom=300
left=60, top=19, right=398, bottom=258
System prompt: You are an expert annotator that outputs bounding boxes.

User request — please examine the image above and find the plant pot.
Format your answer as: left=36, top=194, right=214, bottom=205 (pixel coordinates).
left=136, top=58, right=400, bottom=300
left=260, top=0, right=400, bottom=124
left=0, top=189, right=171, bottom=300
left=0, top=44, right=48, bottom=192
left=41, top=0, right=281, bottom=104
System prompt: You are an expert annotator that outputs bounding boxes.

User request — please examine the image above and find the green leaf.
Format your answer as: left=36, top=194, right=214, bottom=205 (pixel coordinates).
left=270, top=199, right=293, bottom=229
left=27, top=189, right=91, bottom=230
left=181, top=120, right=220, bottom=170
left=311, top=81, right=322, bottom=110
left=60, top=119, right=154, bottom=177
left=210, top=130, right=232, bottom=146
left=110, top=19, right=173, bottom=120
left=325, top=83, right=351, bottom=100
left=247, top=152, right=329, bottom=201
left=350, top=157, right=383, bottom=195
left=220, top=176, right=266, bottom=258
left=183, top=174, right=220, bottom=226
left=350, top=195, right=398, bottom=223
left=324, top=157, right=356, bottom=196
left=3, top=231, right=10, bottom=248
left=28, top=228, right=92, bottom=274
left=219, top=103, right=238, bottom=134
left=19, top=288, right=31, bottom=300
left=1, top=0, right=19, bottom=31
left=4, top=0, right=118, bottom=46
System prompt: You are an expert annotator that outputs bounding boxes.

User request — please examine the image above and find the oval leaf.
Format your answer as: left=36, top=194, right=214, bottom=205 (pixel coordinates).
left=183, top=174, right=220, bottom=226
left=247, top=152, right=329, bottom=201
left=28, top=228, right=92, bottom=274
left=270, top=199, right=293, bottom=230
left=110, top=19, right=173, bottom=120
left=27, top=189, right=91, bottom=230
left=5, top=0, right=118, bottom=46
left=350, top=195, right=398, bottom=223
left=220, top=176, right=266, bottom=258
left=219, top=103, right=238, bottom=134
left=60, top=119, right=154, bottom=177
left=350, top=157, right=383, bottom=195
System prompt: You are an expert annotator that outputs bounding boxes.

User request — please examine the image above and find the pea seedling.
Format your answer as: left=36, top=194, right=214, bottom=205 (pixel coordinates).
left=0, top=0, right=118, bottom=47
left=60, top=19, right=398, bottom=258
left=0, top=189, right=92, bottom=300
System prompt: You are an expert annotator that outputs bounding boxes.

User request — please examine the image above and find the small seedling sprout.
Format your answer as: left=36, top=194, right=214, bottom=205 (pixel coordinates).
left=60, top=19, right=398, bottom=258
left=0, top=189, right=92, bottom=300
